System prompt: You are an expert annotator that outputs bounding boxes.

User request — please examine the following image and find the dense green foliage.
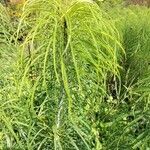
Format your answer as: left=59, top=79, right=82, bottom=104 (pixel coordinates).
left=0, top=0, right=150, bottom=149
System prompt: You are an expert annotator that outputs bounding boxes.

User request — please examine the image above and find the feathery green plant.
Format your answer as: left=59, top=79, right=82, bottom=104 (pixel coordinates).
left=0, top=0, right=123, bottom=149
left=0, top=1, right=150, bottom=149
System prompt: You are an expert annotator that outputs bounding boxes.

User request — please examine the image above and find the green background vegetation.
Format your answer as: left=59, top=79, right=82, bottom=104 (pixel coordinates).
left=0, top=0, right=150, bottom=149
